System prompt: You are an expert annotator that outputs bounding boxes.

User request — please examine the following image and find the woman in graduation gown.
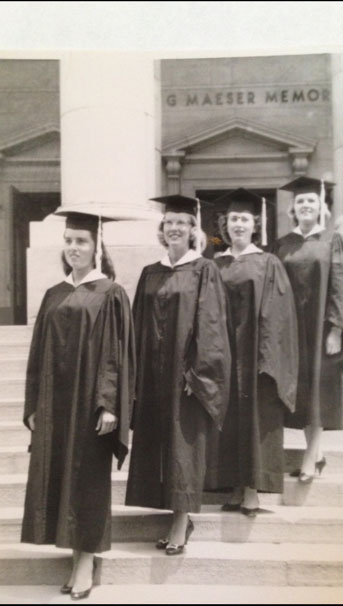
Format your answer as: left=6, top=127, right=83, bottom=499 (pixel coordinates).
left=273, top=177, right=343, bottom=483
left=21, top=209, right=135, bottom=599
left=125, top=195, right=231, bottom=554
left=206, top=189, right=298, bottom=515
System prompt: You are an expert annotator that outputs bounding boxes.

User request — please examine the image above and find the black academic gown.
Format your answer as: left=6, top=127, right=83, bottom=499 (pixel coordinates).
left=273, top=229, right=343, bottom=429
left=206, top=250, right=298, bottom=494
left=21, top=277, right=136, bottom=552
left=125, top=255, right=231, bottom=513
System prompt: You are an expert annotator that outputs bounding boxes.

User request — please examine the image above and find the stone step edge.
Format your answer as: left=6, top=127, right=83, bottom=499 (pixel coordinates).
left=1, top=583, right=343, bottom=605
left=1, top=541, right=343, bottom=561
left=2, top=471, right=343, bottom=485
left=2, top=503, right=343, bottom=521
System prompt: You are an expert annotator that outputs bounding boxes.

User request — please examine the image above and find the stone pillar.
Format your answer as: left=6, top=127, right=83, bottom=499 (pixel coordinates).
left=27, top=52, right=163, bottom=321
left=331, top=54, right=343, bottom=222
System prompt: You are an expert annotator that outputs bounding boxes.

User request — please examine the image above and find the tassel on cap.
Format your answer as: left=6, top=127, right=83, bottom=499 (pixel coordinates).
left=195, top=197, right=202, bottom=254
left=320, top=179, right=326, bottom=229
left=261, top=197, right=267, bottom=246
left=95, top=214, right=102, bottom=271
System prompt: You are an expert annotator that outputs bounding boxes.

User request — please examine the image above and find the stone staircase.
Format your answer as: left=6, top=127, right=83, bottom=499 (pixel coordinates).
left=0, top=325, right=343, bottom=603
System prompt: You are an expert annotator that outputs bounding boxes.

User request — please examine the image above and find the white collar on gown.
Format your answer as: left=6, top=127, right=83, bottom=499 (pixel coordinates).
left=217, top=243, right=263, bottom=258
left=160, top=249, right=202, bottom=268
left=293, top=224, right=324, bottom=238
left=65, top=268, right=107, bottom=286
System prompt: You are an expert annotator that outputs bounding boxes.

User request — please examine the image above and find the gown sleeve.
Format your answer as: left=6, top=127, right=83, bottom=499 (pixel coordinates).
left=258, top=254, right=299, bottom=413
left=183, top=261, right=231, bottom=429
left=95, top=285, right=136, bottom=469
left=326, top=232, right=343, bottom=330
left=23, top=291, right=49, bottom=429
left=129, top=267, right=147, bottom=430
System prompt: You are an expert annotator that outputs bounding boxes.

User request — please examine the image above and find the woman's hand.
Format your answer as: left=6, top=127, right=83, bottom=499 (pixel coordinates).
left=96, top=410, right=118, bottom=435
left=27, top=413, right=36, bottom=431
left=184, top=383, right=193, bottom=396
left=326, top=327, right=342, bottom=355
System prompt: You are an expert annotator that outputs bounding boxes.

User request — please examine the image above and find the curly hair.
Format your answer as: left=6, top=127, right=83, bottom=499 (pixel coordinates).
left=157, top=214, right=205, bottom=250
left=287, top=194, right=331, bottom=226
left=218, top=212, right=262, bottom=246
left=62, top=238, right=116, bottom=280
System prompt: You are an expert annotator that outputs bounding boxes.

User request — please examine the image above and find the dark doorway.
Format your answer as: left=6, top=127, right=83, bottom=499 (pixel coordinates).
left=197, top=189, right=277, bottom=259
left=12, top=190, right=60, bottom=324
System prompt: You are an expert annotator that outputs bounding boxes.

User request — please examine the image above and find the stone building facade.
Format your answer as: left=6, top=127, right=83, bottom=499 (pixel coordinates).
left=0, top=53, right=342, bottom=324
left=160, top=54, right=337, bottom=256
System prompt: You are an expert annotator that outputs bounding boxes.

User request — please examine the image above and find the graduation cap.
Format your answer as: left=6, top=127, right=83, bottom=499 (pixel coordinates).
left=280, top=176, right=335, bottom=228
left=214, top=188, right=269, bottom=246
left=54, top=204, right=118, bottom=271
left=150, top=194, right=204, bottom=254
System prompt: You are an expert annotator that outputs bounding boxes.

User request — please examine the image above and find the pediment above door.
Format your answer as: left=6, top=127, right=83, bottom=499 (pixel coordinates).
left=162, top=118, right=316, bottom=175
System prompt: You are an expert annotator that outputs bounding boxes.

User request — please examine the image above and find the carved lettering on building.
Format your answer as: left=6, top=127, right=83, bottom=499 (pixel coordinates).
left=165, top=88, right=331, bottom=108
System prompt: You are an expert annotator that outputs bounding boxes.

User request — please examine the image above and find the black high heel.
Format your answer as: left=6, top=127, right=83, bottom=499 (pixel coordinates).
left=315, top=457, right=327, bottom=476
left=165, top=517, right=194, bottom=556
left=70, top=558, right=97, bottom=601
left=60, top=583, right=72, bottom=594
left=290, top=456, right=327, bottom=479
left=240, top=506, right=258, bottom=518
left=71, top=586, right=93, bottom=601
left=155, top=537, right=169, bottom=550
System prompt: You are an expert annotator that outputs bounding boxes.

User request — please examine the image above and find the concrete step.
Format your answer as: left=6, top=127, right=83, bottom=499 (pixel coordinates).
left=0, top=422, right=29, bottom=448
left=0, top=343, right=30, bottom=357
left=285, top=449, right=343, bottom=475
left=204, top=473, right=343, bottom=507
left=0, top=471, right=127, bottom=507
left=0, top=326, right=32, bottom=341
left=0, top=378, right=25, bottom=400
left=0, top=357, right=28, bottom=377
left=0, top=447, right=29, bottom=474
left=0, top=446, right=341, bottom=477
left=2, top=504, right=343, bottom=545
left=2, top=584, right=343, bottom=605
left=0, top=446, right=129, bottom=475
left=0, top=399, right=23, bottom=422
left=2, top=471, right=343, bottom=510
left=0, top=542, right=343, bottom=586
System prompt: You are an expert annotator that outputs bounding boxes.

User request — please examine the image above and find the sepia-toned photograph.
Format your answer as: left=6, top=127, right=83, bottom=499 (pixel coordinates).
left=0, top=3, right=343, bottom=604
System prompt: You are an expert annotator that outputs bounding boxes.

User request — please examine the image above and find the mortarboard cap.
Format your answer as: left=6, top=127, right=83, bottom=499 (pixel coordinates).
left=214, top=188, right=270, bottom=246
left=214, top=188, right=265, bottom=214
left=150, top=194, right=198, bottom=217
left=280, top=176, right=334, bottom=197
left=54, top=205, right=119, bottom=228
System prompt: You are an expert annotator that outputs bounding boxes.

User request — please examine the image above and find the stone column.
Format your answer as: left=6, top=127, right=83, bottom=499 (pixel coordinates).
left=331, top=54, right=343, bottom=222
left=27, top=52, right=163, bottom=321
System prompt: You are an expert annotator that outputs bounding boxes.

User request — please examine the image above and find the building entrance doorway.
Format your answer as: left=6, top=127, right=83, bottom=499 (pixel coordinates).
left=12, top=190, right=60, bottom=324
left=197, top=189, right=277, bottom=258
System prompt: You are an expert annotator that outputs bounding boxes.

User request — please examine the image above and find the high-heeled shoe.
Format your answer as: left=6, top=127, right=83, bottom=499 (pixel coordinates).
left=60, top=583, right=72, bottom=594
left=240, top=506, right=258, bottom=518
left=70, top=557, right=97, bottom=600
left=70, top=586, right=93, bottom=601
left=290, top=456, right=327, bottom=478
left=315, top=457, right=327, bottom=476
left=165, top=517, right=194, bottom=556
left=155, top=537, right=169, bottom=550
